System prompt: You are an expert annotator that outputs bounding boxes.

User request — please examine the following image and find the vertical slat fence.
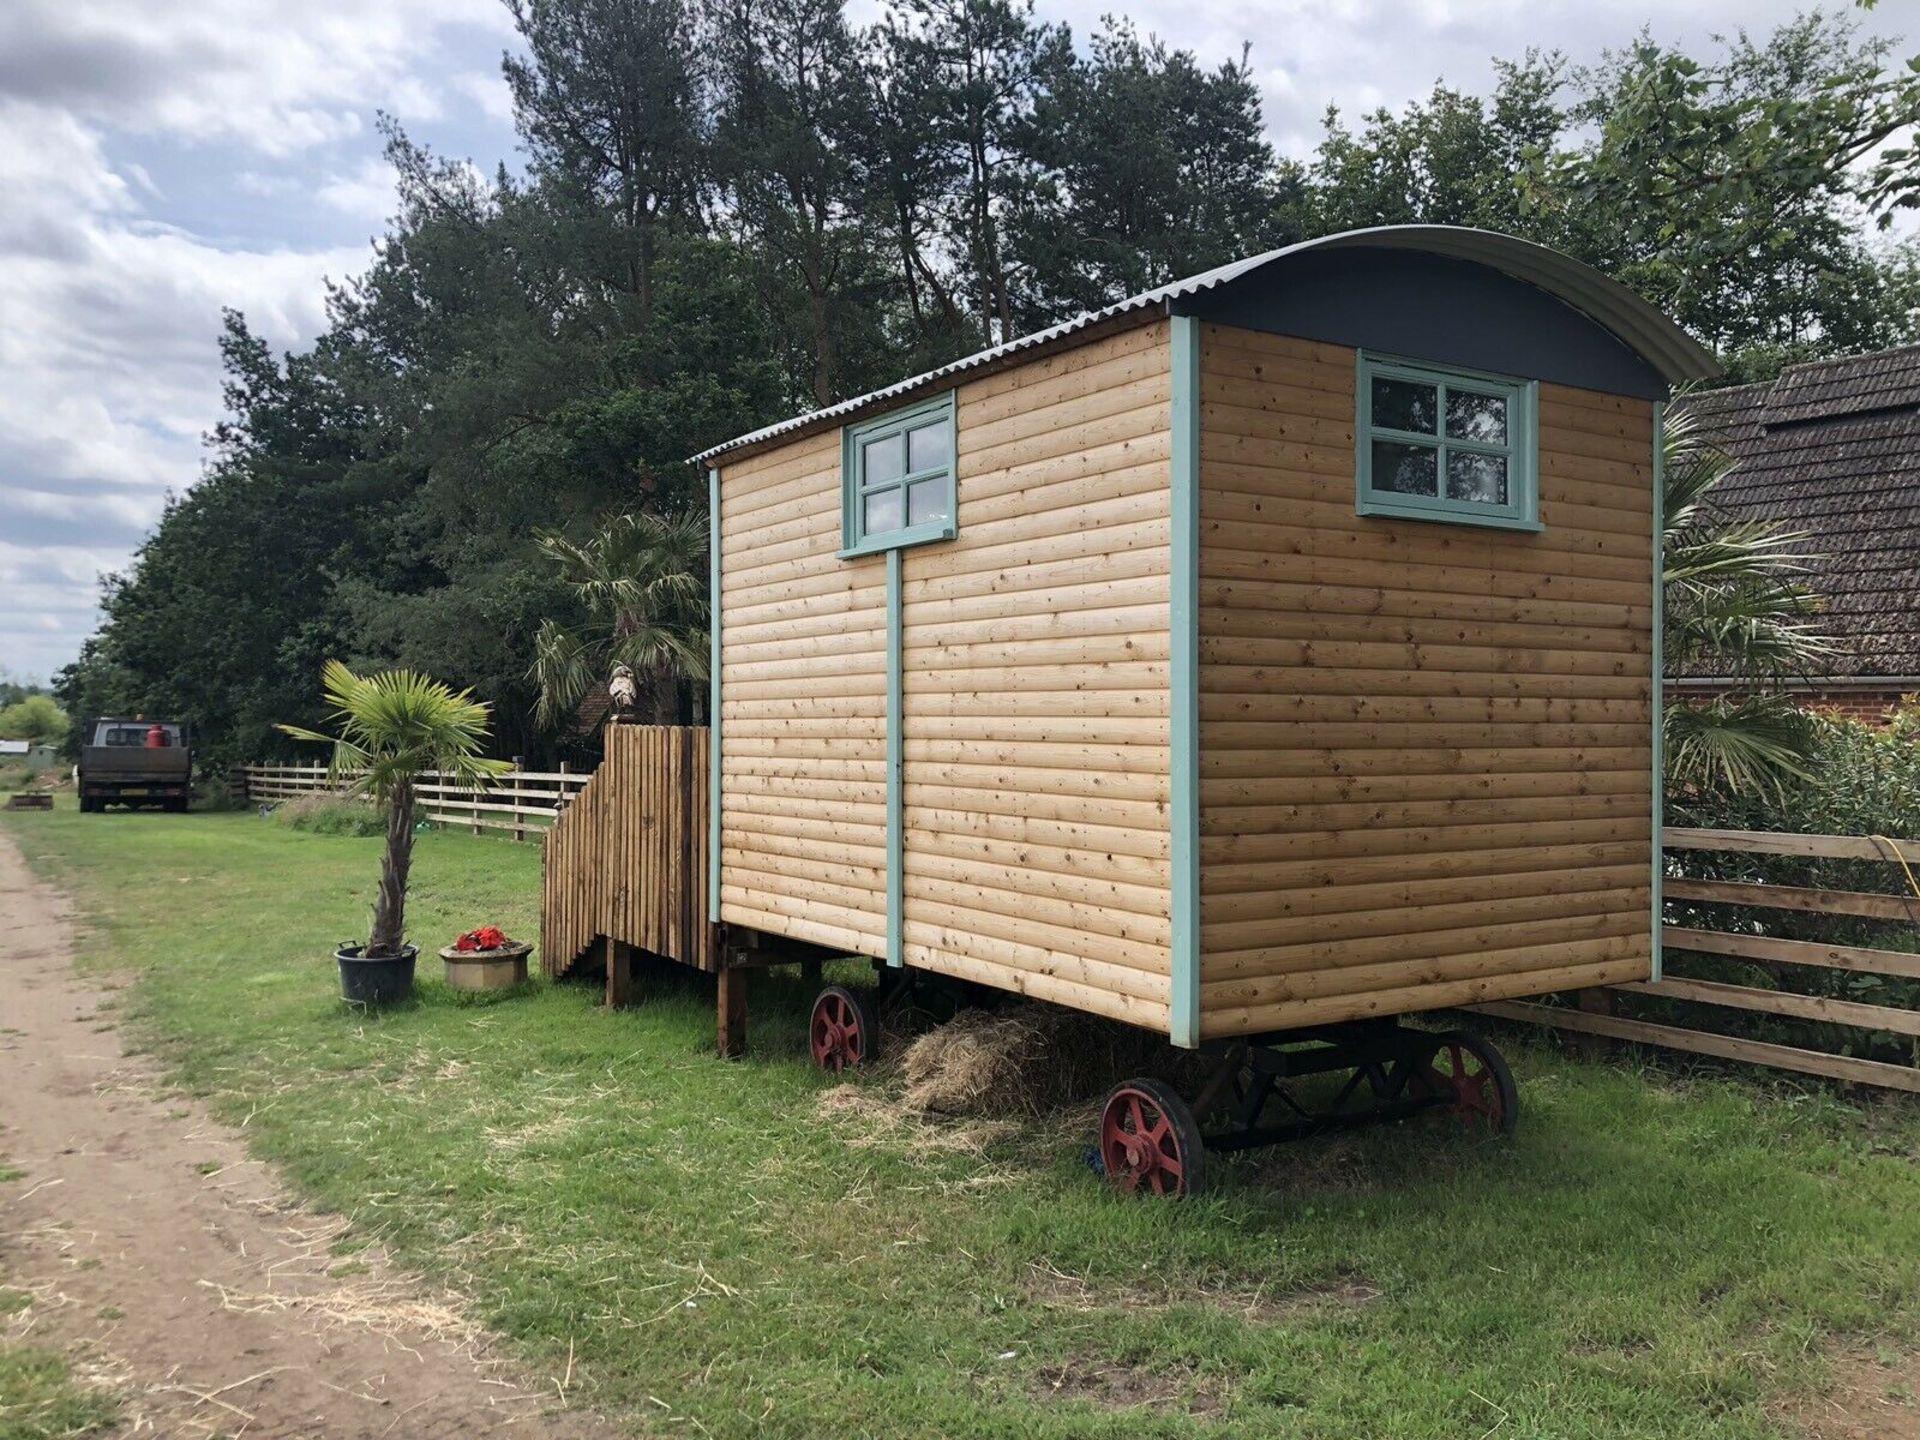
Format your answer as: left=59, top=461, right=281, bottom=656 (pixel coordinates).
left=537, top=726, right=713, bottom=980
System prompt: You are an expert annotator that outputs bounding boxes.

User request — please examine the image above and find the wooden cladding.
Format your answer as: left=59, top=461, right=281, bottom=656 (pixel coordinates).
left=1195, top=323, right=1657, bottom=1038
left=713, top=318, right=1177, bottom=1025
left=718, top=425, right=889, bottom=956
left=541, top=726, right=714, bottom=978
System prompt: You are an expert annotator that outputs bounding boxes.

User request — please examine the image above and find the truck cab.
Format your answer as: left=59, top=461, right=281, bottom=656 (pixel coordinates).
left=78, top=717, right=193, bottom=813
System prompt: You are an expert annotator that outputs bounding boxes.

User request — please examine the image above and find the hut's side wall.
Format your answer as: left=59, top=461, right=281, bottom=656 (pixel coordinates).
left=716, top=428, right=889, bottom=954
left=901, top=319, right=1174, bottom=1028
left=1196, top=323, right=1656, bottom=1039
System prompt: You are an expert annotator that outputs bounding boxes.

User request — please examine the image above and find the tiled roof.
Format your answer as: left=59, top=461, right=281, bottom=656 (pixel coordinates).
left=1681, top=344, right=1920, bottom=680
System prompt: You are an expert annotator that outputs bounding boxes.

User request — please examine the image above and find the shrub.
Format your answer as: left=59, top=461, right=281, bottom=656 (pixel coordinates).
left=271, top=793, right=385, bottom=837
left=1656, top=702, right=1920, bottom=1062
left=0, top=763, right=30, bottom=793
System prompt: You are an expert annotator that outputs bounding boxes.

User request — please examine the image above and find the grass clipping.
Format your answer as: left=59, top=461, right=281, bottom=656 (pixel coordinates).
left=899, top=1005, right=1202, bottom=1118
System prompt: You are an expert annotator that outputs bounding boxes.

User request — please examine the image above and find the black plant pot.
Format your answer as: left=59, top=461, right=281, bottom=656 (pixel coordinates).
left=335, top=943, right=418, bottom=1005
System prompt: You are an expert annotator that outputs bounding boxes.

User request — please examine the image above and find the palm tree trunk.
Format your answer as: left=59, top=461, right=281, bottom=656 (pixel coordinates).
left=369, top=781, right=415, bottom=957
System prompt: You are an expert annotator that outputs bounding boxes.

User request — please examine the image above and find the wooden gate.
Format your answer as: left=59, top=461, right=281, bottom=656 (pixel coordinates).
left=540, top=725, right=714, bottom=978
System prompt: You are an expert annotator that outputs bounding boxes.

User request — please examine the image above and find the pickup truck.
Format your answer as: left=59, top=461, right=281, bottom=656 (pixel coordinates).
left=77, top=717, right=193, bottom=813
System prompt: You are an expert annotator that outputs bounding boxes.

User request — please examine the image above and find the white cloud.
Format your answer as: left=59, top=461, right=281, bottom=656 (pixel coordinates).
left=0, top=0, right=520, bottom=681
left=0, top=0, right=512, bottom=158
left=317, top=155, right=402, bottom=218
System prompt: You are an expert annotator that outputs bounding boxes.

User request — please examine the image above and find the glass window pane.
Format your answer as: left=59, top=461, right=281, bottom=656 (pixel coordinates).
left=1446, top=389, right=1508, bottom=444
left=907, top=421, right=949, bottom=474
left=906, top=477, right=949, bottom=526
left=1371, top=377, right=1437, bottom=434
left=1371, top=440, right=1438, bottom=497
left=1447, top=451, right=1508, bottom=504
left=863, top=487, right=903, bottom=534
left=863, top=432, right=906, bottom=485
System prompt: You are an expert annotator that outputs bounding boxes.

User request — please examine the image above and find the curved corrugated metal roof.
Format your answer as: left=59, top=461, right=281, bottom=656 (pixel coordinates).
left=692, top=225, right=1719, bottom=464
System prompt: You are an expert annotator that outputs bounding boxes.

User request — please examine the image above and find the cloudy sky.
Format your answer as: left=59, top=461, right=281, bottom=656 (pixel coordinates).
left=0, top=0, right=1911, bottom=684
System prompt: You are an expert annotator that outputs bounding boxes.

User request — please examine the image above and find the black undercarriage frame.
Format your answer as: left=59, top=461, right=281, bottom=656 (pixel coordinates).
left=1192, top=1021, right=1462, bottom=1153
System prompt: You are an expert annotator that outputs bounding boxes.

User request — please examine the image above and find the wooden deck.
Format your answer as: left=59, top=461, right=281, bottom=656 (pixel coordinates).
left=541, top=725, right=715, bottom=979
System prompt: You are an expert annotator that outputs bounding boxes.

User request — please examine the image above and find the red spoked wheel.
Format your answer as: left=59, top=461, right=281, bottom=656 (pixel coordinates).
left=809, top=985, right=878, bottom=1074
left=1098, top=1077, right=1207, bottom=1198
left=1418, top=1030, right=1519, bottom=1137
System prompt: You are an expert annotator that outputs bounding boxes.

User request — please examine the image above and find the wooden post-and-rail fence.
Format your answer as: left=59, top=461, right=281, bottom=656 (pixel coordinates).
left=1473, top=827, right=1920, bottom=1093
left=240, top=762, right=588, bottom=841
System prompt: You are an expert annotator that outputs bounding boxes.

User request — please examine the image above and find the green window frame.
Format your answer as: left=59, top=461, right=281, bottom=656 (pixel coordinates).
left=1355, top=352, right=1541, bottom=532
left=840, top=393, right=958, bottom=557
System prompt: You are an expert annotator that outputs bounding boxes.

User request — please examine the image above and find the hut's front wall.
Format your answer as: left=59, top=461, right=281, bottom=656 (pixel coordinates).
left=1196, top=323, right=1657, bottom=1039
left=716, top=319, right=1176, bottom=1027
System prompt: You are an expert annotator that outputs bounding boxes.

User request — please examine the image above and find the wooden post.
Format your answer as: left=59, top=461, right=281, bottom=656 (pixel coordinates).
left=718, top=963, right=747, bottom=1059
left=606, top=936, right=636, bottom=1010
left=511, top=760, right=524, bottom=843
left=1573, top=987, right=1614, bottom=1061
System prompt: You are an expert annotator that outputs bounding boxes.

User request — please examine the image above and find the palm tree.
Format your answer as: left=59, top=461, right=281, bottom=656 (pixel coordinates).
left=279, top=661, right=512, bottom=957
left=531, top=510, right=708, bottom=731
left=1662, top=402, right=1833, bottom=800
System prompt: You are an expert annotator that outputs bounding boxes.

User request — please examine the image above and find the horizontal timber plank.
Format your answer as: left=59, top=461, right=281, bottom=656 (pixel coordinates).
left=1663, top=877, right=1920, bottom=924
left=1663, top=828, right=1920, bottom=863
left=1466, top=1000, right=1920, bottom=1094
left=1661, top=926, right=1920, bottom=980
left=1615, top=977, right=1920, bottom=1039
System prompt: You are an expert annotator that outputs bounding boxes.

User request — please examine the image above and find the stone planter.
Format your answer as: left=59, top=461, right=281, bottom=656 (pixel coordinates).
left=438, top=940, right=532, bottom=992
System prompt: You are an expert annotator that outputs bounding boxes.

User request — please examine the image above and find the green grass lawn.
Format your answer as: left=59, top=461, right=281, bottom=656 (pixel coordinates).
left=6, top=804, right=1920, bottom=1438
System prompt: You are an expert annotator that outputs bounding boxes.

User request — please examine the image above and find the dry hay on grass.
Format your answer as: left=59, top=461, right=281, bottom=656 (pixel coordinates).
left=898, top=1004, right=1207, bottom=1118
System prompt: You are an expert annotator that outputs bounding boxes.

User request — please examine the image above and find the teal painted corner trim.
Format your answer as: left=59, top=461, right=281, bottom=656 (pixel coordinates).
left=708, top=465, right=722, bottom=924
left=1650, top=401, right=1666, bottom=983
left=1169, top=314, right=1201, bottom=1048
left=885, top=547, right=905, bottom=967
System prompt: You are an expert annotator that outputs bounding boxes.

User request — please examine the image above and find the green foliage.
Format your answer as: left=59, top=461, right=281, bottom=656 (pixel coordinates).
left=1661, top=403, right=1832, bottom=801
left=279, top=661, right=513, bottom=955
left=531, top=510, right=708, bottom=730
left=0, top=764, right=32, bottom=793
left=56, top=2, right=1920, bottom=764
left=1665, top=705, right=1920, bottom=1061
left=0, top=696, right=68, bottom=746
left=272, top=795, right=387, bottom=837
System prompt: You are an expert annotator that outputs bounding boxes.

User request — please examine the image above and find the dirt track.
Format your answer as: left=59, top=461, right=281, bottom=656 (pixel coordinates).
left=0, top=830, right=624, bottom=1438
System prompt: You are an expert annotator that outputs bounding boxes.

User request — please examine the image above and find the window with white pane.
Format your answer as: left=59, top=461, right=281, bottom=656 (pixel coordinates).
left=1355, top=353, right=1540, bottom=532
left=841, top=394, right=957, bottom=556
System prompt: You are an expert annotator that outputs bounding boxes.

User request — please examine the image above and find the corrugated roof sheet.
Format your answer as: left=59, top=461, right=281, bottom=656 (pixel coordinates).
left=692, top=225, right=1719, bottom=464
left=1682, top=343, right=1920, bottom=680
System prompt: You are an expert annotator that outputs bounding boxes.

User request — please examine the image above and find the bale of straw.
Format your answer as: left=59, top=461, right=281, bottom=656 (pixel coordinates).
left=899, top=1004, right=1202, bottom=1117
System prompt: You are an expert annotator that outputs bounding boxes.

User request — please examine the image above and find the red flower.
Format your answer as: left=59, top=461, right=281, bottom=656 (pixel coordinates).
left=454, top=925, right=512, bottom=952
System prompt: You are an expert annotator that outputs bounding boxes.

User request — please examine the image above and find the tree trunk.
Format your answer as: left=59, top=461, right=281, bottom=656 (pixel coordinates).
left=369, top=781, right=415, bottom=957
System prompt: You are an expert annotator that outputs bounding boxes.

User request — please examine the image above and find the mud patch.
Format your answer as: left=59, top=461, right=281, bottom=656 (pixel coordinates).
left=1031, top=1351, right=1225, bottom=1417
left=1787, top=1350, right=1920, bottom=1440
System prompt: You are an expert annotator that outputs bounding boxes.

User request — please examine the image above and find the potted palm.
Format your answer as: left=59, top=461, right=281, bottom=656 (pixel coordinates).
left=279, top=661, right=513, bottom=1005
